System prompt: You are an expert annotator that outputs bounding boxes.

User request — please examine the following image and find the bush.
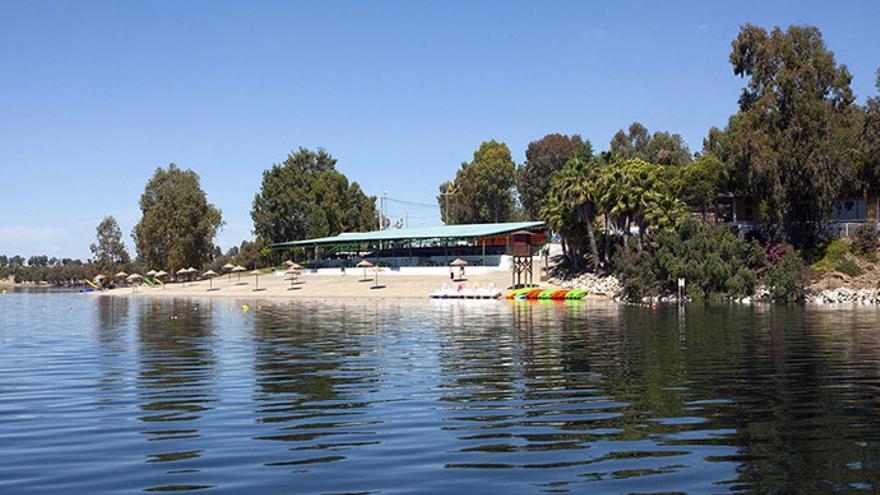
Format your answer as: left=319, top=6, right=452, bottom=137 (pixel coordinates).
left=811, top=239, right=861, bottom=277
left=651, top=219, right=765, bottom=299
left=612, top=247, right=658, bottom=303
left=762, top=249, right=809, bottom=303
left=851, top=223, right=879, bottom=258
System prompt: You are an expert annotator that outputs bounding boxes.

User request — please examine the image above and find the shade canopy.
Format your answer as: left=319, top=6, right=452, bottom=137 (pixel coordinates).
left=231, top=265, right=246, bottom=273
left=222, top=263, right=235, bottom=270
left=356, top=260, right=373, bottom=268
left=372, top=265, right=384, bottom=272
left=155, top=270, right=168, bottom=277
left=186, top=267, right=198, bottom=273
left=202, top=270, right=218, bottom=277
left=94, top=274, right=106, bottom=281
left=115, top=271, right=129, bottom=278
left=283, top=260, right=295, bottom=266
left=250, top=269, right=263, bottom=276
left=126, top=273, right=143, bottom=281
left=289, top=262, right=303, bottom=270
left=286, top=267, right=301, bottom=274
left=176, top=268, right=188, bottom=275
left=450, top=258, right=468, bottom=267
left=145, top=269, right=157, bottom=276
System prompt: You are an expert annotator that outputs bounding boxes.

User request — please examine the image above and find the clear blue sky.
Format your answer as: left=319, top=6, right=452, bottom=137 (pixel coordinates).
left=1, top=1, right=878, bottom=259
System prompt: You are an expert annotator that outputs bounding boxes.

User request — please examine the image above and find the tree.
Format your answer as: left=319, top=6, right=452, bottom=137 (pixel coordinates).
left=9, top=255, right=24, bottom=268
left=132, top=163, right=223, bottom=271
left=0, top=255, right=7, bottom=267
left=437, top=140, right=517, bottom=224
left=610, top=122, right=692, bottom=166
left=859, top=68, right=880, bottom=193
left=517, top=134, right=591, bottom=219
left=27, top=255, right=48, bottom=267
left=543, top=156, right=602, bottom=270
left=90, top=215, right=130, bottom=272
left=673, top=154, right=728, bottom=219
left=726, top=24, right=860, bottom=241
left=251, top=148, right=376, bottom=244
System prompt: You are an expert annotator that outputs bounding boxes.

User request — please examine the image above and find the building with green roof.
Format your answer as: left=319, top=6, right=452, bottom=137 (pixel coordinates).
left=268, top=221, right=546, bottom=268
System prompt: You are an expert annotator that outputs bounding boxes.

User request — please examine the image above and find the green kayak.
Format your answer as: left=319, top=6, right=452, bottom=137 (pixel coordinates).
left=537, top=289, right=556, bottom=299
left=565, top=289, right=588, bottom=299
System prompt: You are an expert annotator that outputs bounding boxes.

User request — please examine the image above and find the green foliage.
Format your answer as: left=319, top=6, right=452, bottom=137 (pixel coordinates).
left=725, top=24, right=861, bottom=241
left=252, top=148, right=376, bottom=244
left=132, top=163, right=224, bottom=272
left=653, top=219, right=765, bottom=299
left=811, top=239, right=861, bottom=277
left=90, top=216, right=130, bottom=273
left=517, top=134, right=589, bottom=219
left=438, top=140, right=517, bottom=224
left=609, top=122, right=692, bottom=166
left=543, top=156, right=603, bottom=270
left=612, top=247, right=657, bottom=302
left=763, top=249, right=810, bottom=303
left=672, top=155, right=728, bottom=214
left=851, top=223, right=879, bottom=257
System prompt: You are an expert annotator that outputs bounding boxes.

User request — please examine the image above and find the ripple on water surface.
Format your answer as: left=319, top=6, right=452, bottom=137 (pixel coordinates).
left=1, top=292, right=880, bottom=494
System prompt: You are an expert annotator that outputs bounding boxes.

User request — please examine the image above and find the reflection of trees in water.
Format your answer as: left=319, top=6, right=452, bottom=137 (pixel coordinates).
left=249, top=303, right=383, bottom=466
left=94, top=296, right=131, bottom=406
left=434, top=302, right=880, bottom=491
left=134, top=299, right=218, bottom=457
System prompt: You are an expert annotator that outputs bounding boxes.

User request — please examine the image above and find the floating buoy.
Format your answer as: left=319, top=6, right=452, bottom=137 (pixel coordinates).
left=241, top=305, right=250, bottom=312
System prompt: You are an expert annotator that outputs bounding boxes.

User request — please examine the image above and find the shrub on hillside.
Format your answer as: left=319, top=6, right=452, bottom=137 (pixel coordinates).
left=652, top=219, right=766, bottom=299
left=811, top=239, right=861, bottom=277
left=612, top=247, right=658, bottom=302
left=762, top=249, right=809, bottom=303
left=851, top=223, right=879, bottom=258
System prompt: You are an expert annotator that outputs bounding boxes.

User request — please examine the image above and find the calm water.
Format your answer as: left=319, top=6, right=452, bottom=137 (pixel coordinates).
left=2, top=291, right=880, bottom=494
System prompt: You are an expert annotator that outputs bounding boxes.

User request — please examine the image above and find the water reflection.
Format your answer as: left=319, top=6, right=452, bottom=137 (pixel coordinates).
left=3, top=295, right=880, bottom=494
left=135, top=299, right=218, bottom=492
left=250, top=304, right=383, bottom=470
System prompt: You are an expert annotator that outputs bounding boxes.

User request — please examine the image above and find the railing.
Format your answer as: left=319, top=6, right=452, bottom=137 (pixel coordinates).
left=725, top=220, right=880, bottom=238
left=823, top=221, right=880, bottom=237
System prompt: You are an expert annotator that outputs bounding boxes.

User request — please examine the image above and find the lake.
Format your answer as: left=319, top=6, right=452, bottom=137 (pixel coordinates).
left=1, top=290, right=879, bottom=494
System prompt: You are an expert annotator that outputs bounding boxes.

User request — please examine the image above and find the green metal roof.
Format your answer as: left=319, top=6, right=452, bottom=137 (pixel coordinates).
left=268, top=221, right=545, bottom=249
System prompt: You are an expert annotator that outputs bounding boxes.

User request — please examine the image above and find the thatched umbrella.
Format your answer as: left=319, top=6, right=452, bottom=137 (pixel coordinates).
left=283, top=260, right=295, bottom=267
left=250, top=269, right=263, bottom=291
left=222, top=263, right=235, bottom=280
left=450, top=258, right=468, bottom=280
left=115, top=271, right=129, bottom=279
left=145, top=269, right=157, bottom=277
left=371, top=265, right=384, bottom=289
left=356, top=260, right=373, bottom=281
left=126, top=273, right=143, bottom=292
left=286, top=266, right=301, bottom=287
left=203, top=270, right=218, bottom=290
left=231, top=265, right=246, bottom=283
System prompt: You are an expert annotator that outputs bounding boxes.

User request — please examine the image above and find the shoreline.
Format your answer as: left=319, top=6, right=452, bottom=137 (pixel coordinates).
left=98, top=269, right=571, bottom=301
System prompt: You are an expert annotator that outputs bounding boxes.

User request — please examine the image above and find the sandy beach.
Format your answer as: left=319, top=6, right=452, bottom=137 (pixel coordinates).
left=101, top=266, right=554, bottom=300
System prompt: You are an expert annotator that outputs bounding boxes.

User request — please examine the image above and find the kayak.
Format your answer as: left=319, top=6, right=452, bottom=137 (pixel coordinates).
left=550, top=290, right=569, bottom=300
left=506, top=288, right=532, bottom=299
left=565, top=289, right=588, bottom=299
left=537, top=289, right=557, bottom=299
